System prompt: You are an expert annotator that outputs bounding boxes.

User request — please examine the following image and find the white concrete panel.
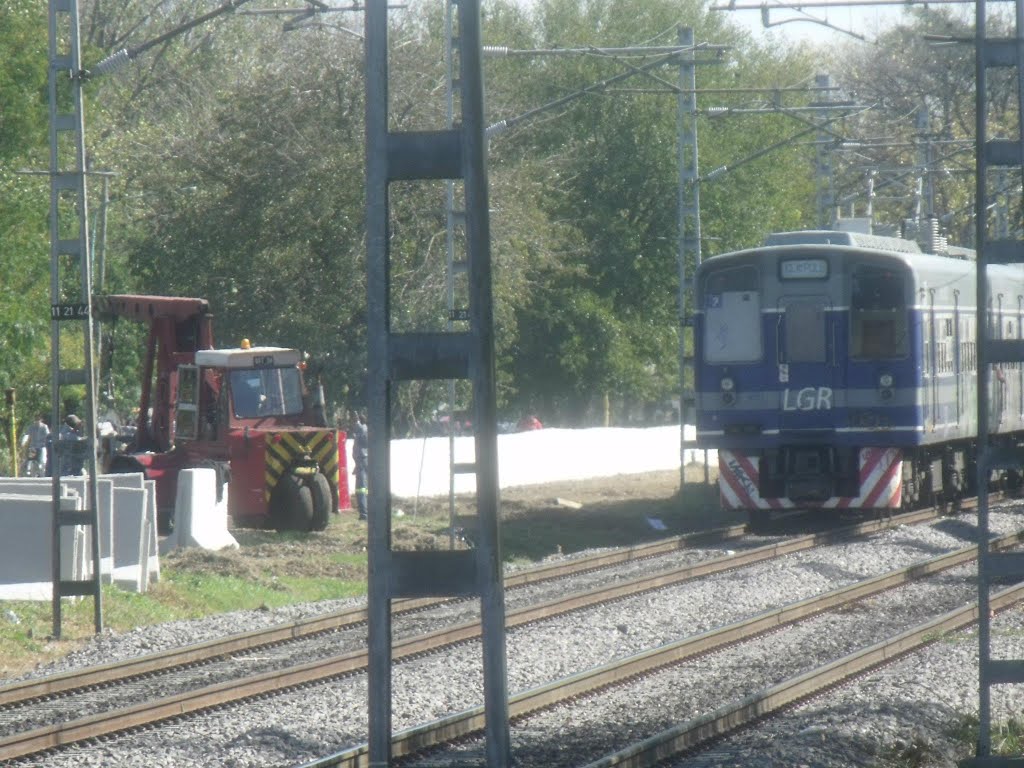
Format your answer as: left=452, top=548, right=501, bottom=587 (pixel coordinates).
left=60, top=478, right=114, bottom=584
left=171, top=469, right=238, bottom=552
left=0, top=494, right=85, bottom=601
left=111, top=487, right=147, bottom=593
left=0, top=479, right=52, bottom=496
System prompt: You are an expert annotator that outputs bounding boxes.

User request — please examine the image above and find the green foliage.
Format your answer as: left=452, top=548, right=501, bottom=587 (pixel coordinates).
left=0, top=0, right=51, bottom=438
left=0, top=0, right=47, bottom=159
left=4, top=0, right=953, bottom=433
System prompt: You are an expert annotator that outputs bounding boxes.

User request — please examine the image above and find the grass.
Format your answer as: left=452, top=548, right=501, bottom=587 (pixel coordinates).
left=951, top=714, right=1024, bottom=761
left=0, top=515, right=378, bottom=678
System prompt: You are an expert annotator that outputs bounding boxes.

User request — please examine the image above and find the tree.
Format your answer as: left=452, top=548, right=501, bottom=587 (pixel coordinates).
left=31, top=0, right=829, bottom=431
left=825, top=9, right=997, bottom=241
left=0, top=0, right=52, bottom=438
left=483, top=0, right=819, bottom=422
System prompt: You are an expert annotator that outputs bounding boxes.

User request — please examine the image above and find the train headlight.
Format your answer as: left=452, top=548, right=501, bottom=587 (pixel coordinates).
left=720, top=377, right=736, bottom=406
left=879, top=372, right=894, bottom=401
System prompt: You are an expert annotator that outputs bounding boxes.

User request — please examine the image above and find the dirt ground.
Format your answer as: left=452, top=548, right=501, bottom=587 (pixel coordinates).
left=164, top=466, right=730, bottom=582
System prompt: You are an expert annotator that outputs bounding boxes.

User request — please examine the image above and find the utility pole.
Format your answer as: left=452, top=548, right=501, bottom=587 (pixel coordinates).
left=965, top=0, right=1024, bottom=763
left=365, top=2, right=510, bottom=764
left=47, top=0, right=103, bottom=638
left=677, top=27, right=705, bottom=490
left=44, top=0, right=252, bottom=640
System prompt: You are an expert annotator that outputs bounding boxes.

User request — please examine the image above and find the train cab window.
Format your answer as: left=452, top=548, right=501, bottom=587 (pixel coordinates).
left=850, top=266, right=909, bottom=359
left=782, top=300, right=826, bottom=362
left=702, top=266, right=762, bottom=363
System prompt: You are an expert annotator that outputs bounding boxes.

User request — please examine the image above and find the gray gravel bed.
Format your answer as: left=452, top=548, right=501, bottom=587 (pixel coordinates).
left=12, top=508, right=1024, bottom=768
left=408, top=564, right=988, bottom=767
left=662, top=609, right=1024, bottom=768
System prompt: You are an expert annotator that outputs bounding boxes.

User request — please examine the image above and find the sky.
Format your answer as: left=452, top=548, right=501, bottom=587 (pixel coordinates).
left=372, top=424, right=716, bottom=499
left=718, top=1, right=930, bottom=47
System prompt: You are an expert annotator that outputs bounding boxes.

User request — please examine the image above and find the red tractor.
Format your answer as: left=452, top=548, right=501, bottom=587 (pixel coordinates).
left=96, top=295, right=348, bottom=533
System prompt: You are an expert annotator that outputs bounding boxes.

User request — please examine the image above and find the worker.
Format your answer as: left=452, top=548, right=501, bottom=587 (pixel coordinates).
left=58, top=414, right=85, bottom=476
left=351, top=410, right=368, bottom=520
left=20, top=414, right=50, bottom=477
left=517, top=413, right=543, bottom=431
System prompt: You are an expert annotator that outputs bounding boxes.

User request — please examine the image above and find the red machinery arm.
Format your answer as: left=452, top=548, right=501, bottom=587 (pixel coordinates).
left=95, top=295, right=215, bottom=452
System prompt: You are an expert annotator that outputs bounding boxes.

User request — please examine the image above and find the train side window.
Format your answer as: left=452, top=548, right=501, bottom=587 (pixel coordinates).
left=850, top=266, right=908, bottom=359
left=702, top=266, right=762, bottom=363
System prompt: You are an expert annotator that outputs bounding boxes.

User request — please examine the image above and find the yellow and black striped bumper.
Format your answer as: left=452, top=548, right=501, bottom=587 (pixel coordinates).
left=264, top=429, right=340, bottom=501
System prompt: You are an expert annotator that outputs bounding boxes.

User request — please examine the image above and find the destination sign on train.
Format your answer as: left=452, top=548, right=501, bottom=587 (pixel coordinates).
left=780, top=259, right=828, bottom=279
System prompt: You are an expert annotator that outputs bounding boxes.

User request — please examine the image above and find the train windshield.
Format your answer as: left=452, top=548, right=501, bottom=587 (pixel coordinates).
left=702, top=265, right=761, bottom=363
left=850, top=265, right=909, bottom=359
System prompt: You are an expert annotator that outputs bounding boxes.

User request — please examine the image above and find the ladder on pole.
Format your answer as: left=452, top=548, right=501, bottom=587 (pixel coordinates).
left=445, top=0, right=471, bottom=550
left=965, top=1, right=1024, bottom=764
left=47, top=0, right=103, bottom=637
left=364, top=1, right=511, bottom=765
left=678, top=27, right=710, bottom=495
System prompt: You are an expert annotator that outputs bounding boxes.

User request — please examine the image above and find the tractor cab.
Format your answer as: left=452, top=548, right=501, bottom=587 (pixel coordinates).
left=174, top=343, right=309, bottom=444
left=197, top=344, right=306, bottom=427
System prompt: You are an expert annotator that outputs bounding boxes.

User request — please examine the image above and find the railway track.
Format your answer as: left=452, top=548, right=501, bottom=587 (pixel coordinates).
left=312, top=528, right=1024, bottom=768
left=0, top=505, right=983, bottom=763
left=0, top=521, right=751, bottom=708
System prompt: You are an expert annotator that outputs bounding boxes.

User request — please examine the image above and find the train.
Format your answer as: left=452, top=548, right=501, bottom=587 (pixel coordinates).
left=691, top=228, right=1024, bottom=528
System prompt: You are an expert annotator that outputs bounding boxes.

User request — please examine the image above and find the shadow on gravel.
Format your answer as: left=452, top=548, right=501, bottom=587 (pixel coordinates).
left=930, top=516, right=981, bottom=544
left=795, top=559, right=878, bottom=583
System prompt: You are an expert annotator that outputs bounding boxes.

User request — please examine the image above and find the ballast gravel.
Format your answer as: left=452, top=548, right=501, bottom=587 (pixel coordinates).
left=6, top=507, right=1024, bottom=768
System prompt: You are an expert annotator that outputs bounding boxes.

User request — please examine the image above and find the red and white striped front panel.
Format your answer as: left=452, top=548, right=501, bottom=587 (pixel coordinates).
left=718, top=450, right=795, bottom=510
left=822, top=447, right=902, bottom=509
left=718, top=447, right=902, bottom=510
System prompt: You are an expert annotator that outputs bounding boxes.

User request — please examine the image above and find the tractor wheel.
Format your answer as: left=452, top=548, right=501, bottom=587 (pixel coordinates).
left=270, top=474, right=315, bottom=532
left=309, top=472, right=332, bottom=531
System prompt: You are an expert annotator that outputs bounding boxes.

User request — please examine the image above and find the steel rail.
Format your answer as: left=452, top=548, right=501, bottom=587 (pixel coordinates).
left=3, top=503, right=930, bottom=707
left=0, top=507, right=999, bottom=763
left=581, top=586, right=1024, bottom=768
left=0, top=521, right=746, bottom=707
left=0, top=506, right=936, bottom=709
left=299, top=528, right=1024, bottom=768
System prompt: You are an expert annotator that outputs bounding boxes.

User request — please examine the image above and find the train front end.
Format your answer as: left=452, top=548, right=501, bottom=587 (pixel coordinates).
left=693, top=234, right=921, bottom=525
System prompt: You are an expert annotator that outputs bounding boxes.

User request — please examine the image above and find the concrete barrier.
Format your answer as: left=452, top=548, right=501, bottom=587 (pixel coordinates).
left=164, top=468, right=238, bottom=552
left=145, top=479, right=160, bottom=587
left=0, top=494, right=89, bottom=601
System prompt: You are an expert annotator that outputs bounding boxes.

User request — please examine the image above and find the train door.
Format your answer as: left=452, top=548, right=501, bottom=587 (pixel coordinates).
left=927, top=290, right=938, bottom=426
left=1018, top=296, right=1023, bottom=421
left=777, top=295, right=838, bottom=430
left=954, top=291, right=962, bottom=424
left=993, top=294, right=1006, bottom=430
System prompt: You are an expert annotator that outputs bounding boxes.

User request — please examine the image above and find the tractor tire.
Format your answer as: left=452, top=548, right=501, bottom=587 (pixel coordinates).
left=309, top=472, right=332, bottom=531
left=270, top=474, right=315, bottom=532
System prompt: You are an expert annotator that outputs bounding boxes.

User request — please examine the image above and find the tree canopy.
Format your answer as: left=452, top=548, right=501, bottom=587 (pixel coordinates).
left=0, top=0, right=998, bottom=439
